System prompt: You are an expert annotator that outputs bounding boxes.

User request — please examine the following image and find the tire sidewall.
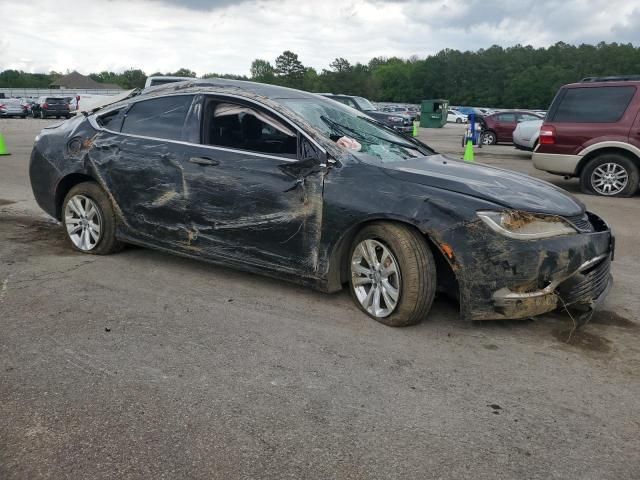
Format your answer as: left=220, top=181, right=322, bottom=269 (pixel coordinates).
left=580, top=154, right=640, bottom=197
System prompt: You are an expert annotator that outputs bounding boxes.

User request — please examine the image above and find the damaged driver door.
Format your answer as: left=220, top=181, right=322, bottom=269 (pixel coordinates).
left=180, top=96, right=326, bottom=276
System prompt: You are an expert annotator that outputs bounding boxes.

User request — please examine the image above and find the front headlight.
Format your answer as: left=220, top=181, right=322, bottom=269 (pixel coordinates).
left=477, top=210, right=578, bottom=240
left=389, top=116, right=403, bottom=122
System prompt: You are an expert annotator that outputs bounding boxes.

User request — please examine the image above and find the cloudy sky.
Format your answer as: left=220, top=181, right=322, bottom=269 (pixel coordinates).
left=2, top=0, right=639, bottom=75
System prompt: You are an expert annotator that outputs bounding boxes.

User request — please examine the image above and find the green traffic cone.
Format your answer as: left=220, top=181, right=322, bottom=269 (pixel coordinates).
left=0, top=132, right=9, bottom=155
left=463, top=139, right=474, bottom=162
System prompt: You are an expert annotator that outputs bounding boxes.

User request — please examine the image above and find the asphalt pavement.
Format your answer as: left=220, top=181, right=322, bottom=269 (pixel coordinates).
left=1, top=119, right=639, bottom=479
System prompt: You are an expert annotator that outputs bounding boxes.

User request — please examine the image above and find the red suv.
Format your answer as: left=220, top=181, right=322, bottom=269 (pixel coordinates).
left=481, top=110, right=543, bottom=145
left=533, top=76, right=640, bottom=197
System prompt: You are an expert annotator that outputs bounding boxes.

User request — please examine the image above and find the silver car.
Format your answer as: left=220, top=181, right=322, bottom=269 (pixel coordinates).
left=0, top=99, right=27, bottom=118
left=513, top=119, right=543, bottom=151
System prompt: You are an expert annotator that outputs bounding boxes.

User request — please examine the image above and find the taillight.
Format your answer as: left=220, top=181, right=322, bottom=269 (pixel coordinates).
left=43, top=102, right=49, bottom=109
left=539, top=125, right=556, bottom=145
left=0, top=104, right=5, bottom=109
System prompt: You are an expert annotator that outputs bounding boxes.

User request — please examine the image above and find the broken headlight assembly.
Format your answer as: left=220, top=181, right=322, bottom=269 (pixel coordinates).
left=477, top=210, right=578, bottom=240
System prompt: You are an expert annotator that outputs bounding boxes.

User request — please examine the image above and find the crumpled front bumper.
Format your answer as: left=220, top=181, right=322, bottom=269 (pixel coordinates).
left=434, top=211, right=615, bottom=321
left=492, top=253, right=613, bottom=319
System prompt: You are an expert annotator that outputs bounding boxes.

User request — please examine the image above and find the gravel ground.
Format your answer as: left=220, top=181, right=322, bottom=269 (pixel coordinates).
left=1, top=118, right=639, bottom=479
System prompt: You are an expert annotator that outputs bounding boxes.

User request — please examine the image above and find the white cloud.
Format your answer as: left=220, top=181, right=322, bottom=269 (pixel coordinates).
left=1, top=0, right=639, bottom=75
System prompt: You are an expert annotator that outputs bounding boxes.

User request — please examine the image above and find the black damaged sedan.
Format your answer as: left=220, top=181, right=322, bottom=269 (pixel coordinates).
left=29, top=80, right=614, bottom=326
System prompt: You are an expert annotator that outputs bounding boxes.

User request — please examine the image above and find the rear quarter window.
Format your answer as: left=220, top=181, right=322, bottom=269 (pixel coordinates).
left=121, top=95, right=194, bottom=141
left=550, top=86, right=636, bottom=123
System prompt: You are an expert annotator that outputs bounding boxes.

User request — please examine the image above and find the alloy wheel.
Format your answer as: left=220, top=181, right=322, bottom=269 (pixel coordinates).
left=591, top=162, right=629, bottom=196
left=351, top=239, right=401, bottom=318
left=481, top=132, right=495, bottom=145
left=64, top=195, right=102, bottom=251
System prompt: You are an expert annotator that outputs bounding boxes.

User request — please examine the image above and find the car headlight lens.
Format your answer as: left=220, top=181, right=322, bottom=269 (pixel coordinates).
left=389, top=116, right=403, bottom=122
left=477, top=210, right=578, bottom=239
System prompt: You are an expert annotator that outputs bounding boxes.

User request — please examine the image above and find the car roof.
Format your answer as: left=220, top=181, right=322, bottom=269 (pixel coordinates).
left=488, top=110, right=540, bottom=116
left=140, top=78, right=322, bottom=101
left=563, top=80, right=640, bottom=88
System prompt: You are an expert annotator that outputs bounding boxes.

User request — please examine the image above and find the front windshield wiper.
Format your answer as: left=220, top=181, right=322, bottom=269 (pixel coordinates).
left=320, top=115, right=420, bottom=151
left=320, top=115, right=369, bottom=142
left=361, top=117, right=435, bottom=154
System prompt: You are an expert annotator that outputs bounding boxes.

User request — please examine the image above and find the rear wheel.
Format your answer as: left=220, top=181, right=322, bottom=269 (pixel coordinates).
left=62, top=182, right=124, bottom=255
left=580, top=153, right=639, bottom=197
left=348, top=223, right=436, bottom=327
left=481, top=131, right=497, bottom=145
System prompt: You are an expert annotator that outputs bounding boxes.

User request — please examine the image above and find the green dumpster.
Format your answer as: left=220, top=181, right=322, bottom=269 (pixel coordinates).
left=420, top=99, right=449, bottom=128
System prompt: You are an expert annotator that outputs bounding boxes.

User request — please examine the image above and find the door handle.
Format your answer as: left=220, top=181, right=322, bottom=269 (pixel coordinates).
left=189, top=156, right=219, bottom=166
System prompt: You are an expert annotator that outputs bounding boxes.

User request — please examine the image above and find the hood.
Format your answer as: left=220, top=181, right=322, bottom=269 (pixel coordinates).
left=380, top=154, right=585, bottom=216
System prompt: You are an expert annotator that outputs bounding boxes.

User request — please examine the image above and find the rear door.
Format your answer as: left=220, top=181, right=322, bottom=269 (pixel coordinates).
left=494, top=113, right=517, bottom=142
left=542, top=85, right=637, bottom=155
left=90, top=94, right=195, bottom=245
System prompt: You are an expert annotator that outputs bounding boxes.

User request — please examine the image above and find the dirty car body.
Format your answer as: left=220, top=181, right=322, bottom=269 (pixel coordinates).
left=29, top=79, right=614, bottom=323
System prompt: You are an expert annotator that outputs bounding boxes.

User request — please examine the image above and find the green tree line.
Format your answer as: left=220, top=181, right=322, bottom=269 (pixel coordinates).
left=2, top=42, right=639, bottom=108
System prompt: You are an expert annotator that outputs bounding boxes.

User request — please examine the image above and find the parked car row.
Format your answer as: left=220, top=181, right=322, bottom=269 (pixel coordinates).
left=322, top=94, right=415, bottom=133
left=0, top=96, right=72, bottom=119
left=479, top=110, right=545, bottom=145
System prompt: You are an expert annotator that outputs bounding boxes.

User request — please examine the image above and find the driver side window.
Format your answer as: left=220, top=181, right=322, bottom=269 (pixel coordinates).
left=202, top=98, right=297, bottom=158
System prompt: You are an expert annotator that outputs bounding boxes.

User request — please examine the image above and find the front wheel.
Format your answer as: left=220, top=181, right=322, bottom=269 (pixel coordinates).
left=580, top=154, right=639, bottom=197
left=481, top=131, right=497, bottom=145
left=456, top=118, right=462, bottom=124
left=62, top=182, right=124, bottom=254
left=348, top=223, right=436, bottom=327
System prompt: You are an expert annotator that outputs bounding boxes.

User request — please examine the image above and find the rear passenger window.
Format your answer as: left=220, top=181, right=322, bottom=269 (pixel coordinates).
left=121, top=95, right=194, bottom=141
left=551, top=86, right=635, bottom=123
left=497, top=113, right=516, bottom=122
